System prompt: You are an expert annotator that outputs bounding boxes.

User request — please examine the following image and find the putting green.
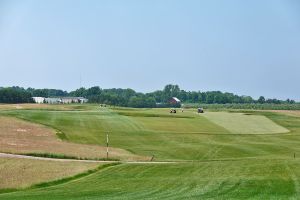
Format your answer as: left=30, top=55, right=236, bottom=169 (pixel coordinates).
left=203, top=112, right=289, bottom=134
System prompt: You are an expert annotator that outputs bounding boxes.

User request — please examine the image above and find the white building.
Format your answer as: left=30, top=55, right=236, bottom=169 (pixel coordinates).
left=32, top=97, right=45, bottom=104
left=60, top=97, right=88, bottom=104
left=33, top=97, right=88, bottom=104
left=45, top=98, right=62, bottom=104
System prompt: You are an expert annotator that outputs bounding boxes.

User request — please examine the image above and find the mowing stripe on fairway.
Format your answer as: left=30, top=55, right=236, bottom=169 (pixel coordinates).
left=203, top=112, right=289, bottom=134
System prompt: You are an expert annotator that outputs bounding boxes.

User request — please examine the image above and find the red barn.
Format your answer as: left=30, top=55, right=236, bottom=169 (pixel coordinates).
left=168, top=97, right=181, bottom=105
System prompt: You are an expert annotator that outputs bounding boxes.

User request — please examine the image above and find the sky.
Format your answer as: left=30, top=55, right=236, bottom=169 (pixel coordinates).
left=0, top=0, right=300, bottom=100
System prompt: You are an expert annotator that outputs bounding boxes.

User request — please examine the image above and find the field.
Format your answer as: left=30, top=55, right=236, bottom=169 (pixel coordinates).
left=1, top=104, right=300, bottom=199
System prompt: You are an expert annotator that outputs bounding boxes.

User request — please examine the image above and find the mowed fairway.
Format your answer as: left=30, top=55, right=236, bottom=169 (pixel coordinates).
left=203, top=112, right=289, bottom=134
left=1, top=105, right=300, bottom=199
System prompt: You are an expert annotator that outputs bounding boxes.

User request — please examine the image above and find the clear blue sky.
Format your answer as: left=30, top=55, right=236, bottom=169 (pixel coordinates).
left=0, top=0, right=300, bottom=100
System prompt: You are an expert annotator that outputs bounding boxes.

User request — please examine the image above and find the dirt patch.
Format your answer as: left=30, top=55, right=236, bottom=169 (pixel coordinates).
left=0, top=116, right=148, bottom=161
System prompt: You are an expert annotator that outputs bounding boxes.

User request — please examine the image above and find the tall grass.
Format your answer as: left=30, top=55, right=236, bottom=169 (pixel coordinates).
left=23, top=153, right=119, bottom=161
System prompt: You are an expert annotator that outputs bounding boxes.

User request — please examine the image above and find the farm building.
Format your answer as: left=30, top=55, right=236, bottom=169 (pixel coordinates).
left=168, top=97, right=181, bottom=108
left=32, top=97, right=45, bottom=104
left=44, top=98, right=62, bottom=104
left=169, top=97, right=181, bottom=105
left=60, top=97, right=88, bottom=104
left=33, top=97, right=88, bottom=104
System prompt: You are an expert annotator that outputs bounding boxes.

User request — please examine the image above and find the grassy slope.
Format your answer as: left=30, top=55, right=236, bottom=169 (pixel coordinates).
left=0, top=157, right=99, bottom=189
left=2, top=106, right=300, bottom=199
left=1, top=160, right=300, bottom=199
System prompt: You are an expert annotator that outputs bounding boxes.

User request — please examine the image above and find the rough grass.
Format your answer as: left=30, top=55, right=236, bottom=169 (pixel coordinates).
left=270, top=110, right=300, bottom=117
left=0, top=103, right=99, bottom=111
left=22, top=152, right=119, bottom=161
left=203, top=112, right=289, bottom=134
left=0, top=157, right=99, bottom=189
left=0, top=104, right=72, bottom=111
left=28, top=163, right=119, bottom=189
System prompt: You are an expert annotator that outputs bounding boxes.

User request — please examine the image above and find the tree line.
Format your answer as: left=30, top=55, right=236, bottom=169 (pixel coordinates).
left=0, top=84, right=297, bottom=107
left=0, top=87, right=67, bottom=104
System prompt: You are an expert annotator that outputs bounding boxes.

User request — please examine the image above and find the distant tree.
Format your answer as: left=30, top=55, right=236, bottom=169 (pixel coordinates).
left=163, top=84, right=180, bottom=102
left=69, top=87, right=87, bottom=97
left=1, top=84, right=297, bottom=106
left=0, top=87, right=33, bottom=103
left=241, top=96, right=254, bottom=104
left=257, top=96, right=266, bottom=104
left=128, top=96, right=156, bottom=108
left=206, top=93, right=215, bottom=104
left=286, top=99, right=296, bottom=104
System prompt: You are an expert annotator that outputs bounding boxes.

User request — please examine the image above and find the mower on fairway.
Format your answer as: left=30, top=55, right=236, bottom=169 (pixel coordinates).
left=198, top=108, right=204, bottom=113
left=170, top=109, right=177, bottom=113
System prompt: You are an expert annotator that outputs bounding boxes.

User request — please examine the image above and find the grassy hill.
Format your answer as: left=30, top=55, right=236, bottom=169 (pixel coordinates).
left=1, top=160, right=300, bottom=199
left=1, top=104, right=300, bottom=199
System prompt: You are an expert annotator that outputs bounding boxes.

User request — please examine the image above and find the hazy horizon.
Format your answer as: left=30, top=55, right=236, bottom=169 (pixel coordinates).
left=1, top=0, right=300, bottom=100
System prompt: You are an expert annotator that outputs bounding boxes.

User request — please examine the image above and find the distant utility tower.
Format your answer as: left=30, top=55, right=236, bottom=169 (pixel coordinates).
left=80, top=74, right=82, bottom=88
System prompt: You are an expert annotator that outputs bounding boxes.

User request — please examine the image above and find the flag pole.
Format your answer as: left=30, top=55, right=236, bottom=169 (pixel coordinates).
left=106, top=132, right=109, bottom=160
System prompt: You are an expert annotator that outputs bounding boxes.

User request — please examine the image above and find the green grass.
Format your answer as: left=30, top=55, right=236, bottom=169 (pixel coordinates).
left=0, top=108, right=231, bottom=160
left=2, top=106, right=300, bottom=198
left=203, top=112, right=289, bottom=134
left=1, top=160, right=300, bottom=199
left=1, top=107, right=297, bottom=161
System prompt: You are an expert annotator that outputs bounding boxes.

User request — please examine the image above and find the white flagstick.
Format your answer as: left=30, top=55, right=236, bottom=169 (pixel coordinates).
left=106, top=133, right=109, bottom=160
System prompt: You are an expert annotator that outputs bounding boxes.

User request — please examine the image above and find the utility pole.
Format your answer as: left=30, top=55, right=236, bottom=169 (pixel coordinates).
left=106, top=132, right=109, bottom=160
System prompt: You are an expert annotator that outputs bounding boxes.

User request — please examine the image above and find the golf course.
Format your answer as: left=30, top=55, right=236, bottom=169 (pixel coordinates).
left=2, top=0, right=300, bottom=198
left=0, top=104, right=300, bottom=199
